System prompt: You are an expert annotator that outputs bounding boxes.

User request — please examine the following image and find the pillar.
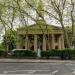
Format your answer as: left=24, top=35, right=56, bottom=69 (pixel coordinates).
left=52, top=34, right=55, bottom=49
left=58, top=35, right=62, bottom=50
left=61, top=35, right=64, bottom=49
left=48, top=35, right=51, bottom=50
left=43, top=35, right=46, bottom=51
left=16, top=35, right=19, bottom=49
left=34, top=35, right=37, bottom=52
left=16, top=35, right=21, bottom=49
left=25, top=35, right=28, bottom=50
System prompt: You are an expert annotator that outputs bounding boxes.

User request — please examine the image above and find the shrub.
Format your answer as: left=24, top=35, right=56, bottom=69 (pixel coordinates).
left=41, top=50, right=60, bottom=58
left=49, top=49, right=60, bottom=57
left=0, top=50, right=5, bottom=56
left=14, top=50, right=37, bottom=58
left=41, top=49, right=75, bottom=60
left=60, top=49, right=74, bottom=60
left=9, top=49, right=75, bottom=59
left=41, top=51, right=50, bottom=58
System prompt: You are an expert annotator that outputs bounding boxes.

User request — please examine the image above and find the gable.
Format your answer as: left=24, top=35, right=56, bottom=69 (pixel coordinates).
left=17, top=20, right=63, bottom=34
left=17, top=19, right=62, bottom=30
left=28, top=24, right=62, bottom=30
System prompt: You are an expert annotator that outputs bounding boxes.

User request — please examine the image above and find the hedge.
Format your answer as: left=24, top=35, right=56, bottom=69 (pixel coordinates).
left=13, top=50, right=37, bottom=58
left=0, top=50, right=5, bottom=56
left=60, top=49, right=74, bottom=59
left=41, top=49, right=75, bottom=59
left=41, top=50, right=60, bottom=58
left=0, top=49, right=74, bottom=59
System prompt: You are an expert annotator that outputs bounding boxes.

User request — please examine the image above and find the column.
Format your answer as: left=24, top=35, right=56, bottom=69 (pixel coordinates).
left=61, top=35, right=64, bottom=49
left=16, top=35, right=20, bottom=49
left=52, top=34, right=55, bottom=49
left=16, top=35, right=21, bottom=49
left=25, top=35, right=28, bottom=50
left=58, top=35, right=62, bottom=50
left=43, top=35, right=46, bottom=51
left=48, top=35, right=51, bottom=50
left=34, top=35, right=37, bottom=52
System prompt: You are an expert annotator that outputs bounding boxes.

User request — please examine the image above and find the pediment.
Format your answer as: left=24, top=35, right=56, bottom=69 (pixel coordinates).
left=18, top=19, right=62, bottom=30
left=17, top=20, right=63, bottom=34
left=28, top=24, right=62, bottom=30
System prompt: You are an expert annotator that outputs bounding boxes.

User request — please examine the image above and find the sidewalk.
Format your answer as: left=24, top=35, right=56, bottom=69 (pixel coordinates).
left=0, top=59, right=75, bottom=63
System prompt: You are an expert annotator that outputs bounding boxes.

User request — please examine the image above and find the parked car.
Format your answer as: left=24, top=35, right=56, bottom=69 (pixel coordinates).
left=8, top=49, right=27, bottom=56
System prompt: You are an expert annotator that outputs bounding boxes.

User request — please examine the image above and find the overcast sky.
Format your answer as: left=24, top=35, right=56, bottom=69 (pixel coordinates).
left=0, top=0, right=74, bottom=42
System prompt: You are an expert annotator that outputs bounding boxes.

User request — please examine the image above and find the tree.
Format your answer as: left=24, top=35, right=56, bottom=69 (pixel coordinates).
left=2, top=29, right=16, bottom=51
left=0, top=0, right=75, bottom=49
left=43, top=0, right=71, bottom=48
left=70, top=0, right=75, bottom=47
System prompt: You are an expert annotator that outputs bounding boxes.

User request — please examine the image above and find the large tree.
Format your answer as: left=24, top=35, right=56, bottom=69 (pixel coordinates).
left=2, top=29, right=16, bottom=51
left=0, top=0, right=75, bottom=49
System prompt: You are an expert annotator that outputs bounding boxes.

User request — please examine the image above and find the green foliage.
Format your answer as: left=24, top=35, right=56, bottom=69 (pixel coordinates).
left=41, top=50, right=60, bottom=58
left=0, top=50, right=5, bottom=56
left=37, top=0, right=44, bottom=16
left=41, top=49, right=75, bottom=60
left=0, top=43, right=4, bottom=50
left=14, top=50, right=37, bottom=58
left=41, top=51, right=50, bottom=58
left=3, top=29, right=17, bottom=50
left=65, top=26, right=72, bottom=46
left=60, top=49, right=74, bottom=60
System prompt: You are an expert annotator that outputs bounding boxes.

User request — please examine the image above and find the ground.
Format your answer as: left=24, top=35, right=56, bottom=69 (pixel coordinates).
left=0, top=62, right=75, bottom=75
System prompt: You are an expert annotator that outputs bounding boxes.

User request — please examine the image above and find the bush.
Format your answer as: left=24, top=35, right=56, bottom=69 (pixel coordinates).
left=41, top=49, right=75, bottom=60
left=14, top=50, right=37, bottom=58
left=41, top=51, right=50, bottom=58
left=49, top=49, right=60, bottom=57
left=9, top=49, right=75, bottom=59
left=41, top=50, right=60, bottom=58
left=60, top=49, right=74, bottom=60
left=0, top=50, right=5, bottom=56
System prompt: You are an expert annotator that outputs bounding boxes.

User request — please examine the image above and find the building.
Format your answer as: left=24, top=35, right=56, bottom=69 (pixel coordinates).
left=16, top=20, right=64, bottom=51
left=16, top=0, right=64, bottom=51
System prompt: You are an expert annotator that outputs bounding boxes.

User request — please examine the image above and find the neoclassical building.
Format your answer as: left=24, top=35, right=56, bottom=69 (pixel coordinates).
left=16, top=20, right=64, bottom=51
left=16, top=0, right=64, bottom=51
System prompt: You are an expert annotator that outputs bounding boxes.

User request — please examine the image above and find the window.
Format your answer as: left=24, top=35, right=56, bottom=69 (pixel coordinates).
left=22, top=46, right=25, bottom=49
left=55, top=46, right=58, bottom=49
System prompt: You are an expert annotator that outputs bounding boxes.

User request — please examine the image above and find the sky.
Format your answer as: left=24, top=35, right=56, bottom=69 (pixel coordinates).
left=0, top=0, right=74, bottom=42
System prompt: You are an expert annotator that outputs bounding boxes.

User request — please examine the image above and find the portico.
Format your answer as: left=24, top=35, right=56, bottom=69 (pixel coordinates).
left=16, top=20, right=64, bottom=51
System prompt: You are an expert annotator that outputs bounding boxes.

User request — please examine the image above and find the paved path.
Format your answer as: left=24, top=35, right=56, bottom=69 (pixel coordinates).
left=0, top=59, right=75, bottom=63
left=0, top=62, right=75, bottom=75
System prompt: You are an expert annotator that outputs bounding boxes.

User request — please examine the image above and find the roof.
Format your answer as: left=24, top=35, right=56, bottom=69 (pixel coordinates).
left=17, top=20, right=63, bottom=34
left=17, top=20, right=62, bottom=30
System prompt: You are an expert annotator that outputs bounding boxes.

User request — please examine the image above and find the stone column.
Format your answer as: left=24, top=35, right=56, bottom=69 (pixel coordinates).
left=52, top=34, right=55, bottom=49
left=61, top=35, right=64, bottom=49
left=43, top=35, right=46, bottom=51
left=16, top=35, right=20, bottom=49
left=34, top=35, right=37, bottom=52
left=48, top=35, right=51, bottom=50
left=58, top=35, right=62, bottom=50
left=25, top=35, right=28, bottom=50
